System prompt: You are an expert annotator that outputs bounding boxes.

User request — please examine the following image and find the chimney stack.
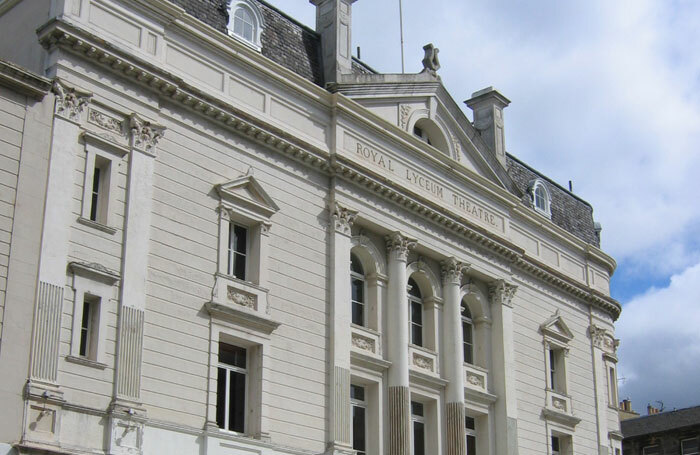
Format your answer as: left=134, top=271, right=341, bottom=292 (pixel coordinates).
left=465, top=87, right=510, bottom=168
left=310, top=0, right=358, bottom=85
left=647, top=405, right=660, bottom=415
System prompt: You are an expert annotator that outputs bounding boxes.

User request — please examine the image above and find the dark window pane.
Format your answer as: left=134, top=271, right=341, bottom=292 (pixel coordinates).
left=350, top=384, right=365, bottom=401
left=467, top=434, right=476, bottom=454
left=234, top=253, right=246, bottom=280
left=413, top=421, right=425, bottom=455
left=551, top=436, right=560, bottom=452
left=229, top=370, right=246, bottom=432
left=90, top=168, right=100, bottom=221
left=412, top=323, right=423, bottom=347
left=411, top=301, right=422, bottom=325
left=352, top=405, right=366, bottom=452
left=463, top=322, right=472, bottom=343
left=352, top=301, right=364, bottom=326
left=465, top=416, right=475, bottom=430
left=351, top=278, right=364, bottom=303
left=219, top=343, right=246, bottom=368
left=411, top=401, right=424, bottom=417
left=216, top=367, right=226, bottom=428
left=233, top=225, right=247, bottom=253
left=79, top=301, right=91, bottom=356
left=350, top=254, right=364, bottom=274
left=408, top=278, right=421, bottom=298
left=461, top=304, right=471, bottom=318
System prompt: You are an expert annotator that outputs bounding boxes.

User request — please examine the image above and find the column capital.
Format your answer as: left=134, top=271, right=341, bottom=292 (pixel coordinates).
left=385, top=231, right=416, bottom=262
left=588, top=324, right=607, bottom=349
left=52, top=78, right=92, bottom=123
left=440, top=257, right=469, bottom=285
left=129, top=114, right=165, bottom=154
left=329, top=201, right=358, bottom=236
left=489, top=279, right=517, bottom=307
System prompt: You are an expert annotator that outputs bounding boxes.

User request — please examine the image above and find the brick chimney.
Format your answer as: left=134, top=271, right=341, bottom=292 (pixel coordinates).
left=465, top=87, right=510, bottom=168
left=310, top=0, right=358, bottom=85
left=620, top=399, right=632, bottom=412
left=647, top=405, right=661, bottom=415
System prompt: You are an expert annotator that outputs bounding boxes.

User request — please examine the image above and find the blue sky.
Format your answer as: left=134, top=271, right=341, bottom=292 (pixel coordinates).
left=264, top=0, right=700, bottom=414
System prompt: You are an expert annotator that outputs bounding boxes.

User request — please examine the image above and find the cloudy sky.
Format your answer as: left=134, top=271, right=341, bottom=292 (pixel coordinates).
left=264, top=0, right=700, bottom=413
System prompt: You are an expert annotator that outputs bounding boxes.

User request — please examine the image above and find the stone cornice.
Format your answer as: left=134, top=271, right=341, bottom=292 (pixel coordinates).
left=37, top=19, right=621, bottom=321
left=0, top=59, right=52, bottom=98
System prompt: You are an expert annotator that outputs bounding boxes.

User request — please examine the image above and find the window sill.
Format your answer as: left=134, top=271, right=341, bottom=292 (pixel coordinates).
left=65, top=355, right=107, bottom=370
left=77, top=216, right=117, bottom=235
left=351, top=325, right=381, bottom=357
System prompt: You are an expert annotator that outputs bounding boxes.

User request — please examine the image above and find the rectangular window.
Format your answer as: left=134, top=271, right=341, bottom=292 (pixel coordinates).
left=463, top=321, right=473, bottom=364
left=90, top=167, right=101, bottom=221
left=216, top=342, right=247, bottom=433
left=682, top=438, right=700, bottom=455
left=551, top=436, right=560, bottom=455
left=411, top=401, right=425, bottom=455
left=351, top=274, right=365, bottom=326
left=465, top=416, right=476, bottom=454
left=549, top=349, right=557, bottom=390
left=410, top=300, right=423, bottom=347
left=87, top=156, right=111, bottom=224
left=79, top=295, right=100, bottom=359
left=549, top=348, right=567, bottom=393
left=228, top=223, right=248, bottom=280
left=351, top=385, right=366, bottom=455
left=643, top=446, right=660, bottom=455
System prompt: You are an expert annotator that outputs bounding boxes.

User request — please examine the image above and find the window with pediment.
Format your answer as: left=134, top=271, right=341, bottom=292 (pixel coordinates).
left=227, top=1, right=265, bottom=51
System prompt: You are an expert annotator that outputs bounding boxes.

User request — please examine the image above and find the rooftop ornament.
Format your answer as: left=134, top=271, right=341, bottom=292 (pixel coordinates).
left=421, top=43, right=441, bottom=76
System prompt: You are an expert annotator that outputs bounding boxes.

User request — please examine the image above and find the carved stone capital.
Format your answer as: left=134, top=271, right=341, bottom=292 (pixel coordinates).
left=588, top=324, right=607, bottom=349
left=330, top=201, right=358, bottom=235
left=129, top=114, right=165, bottom=153
left=441, top=258, right=468, bottom=285
left=489, top=279, right=517, bottom=307
left=385, top=231, right=416, bottom=262
left=52, top=79, right=92, bottom=123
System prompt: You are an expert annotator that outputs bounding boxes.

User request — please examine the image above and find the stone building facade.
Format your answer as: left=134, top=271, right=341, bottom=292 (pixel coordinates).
left=0, top=1, right=622, bottom=454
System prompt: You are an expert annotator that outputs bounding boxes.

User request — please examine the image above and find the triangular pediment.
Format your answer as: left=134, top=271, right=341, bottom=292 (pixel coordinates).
left=334, top=74, right=520, bottom=196
left=216, top=171, right=279, bottom=219
left=539, top=311, right=574, bottom=343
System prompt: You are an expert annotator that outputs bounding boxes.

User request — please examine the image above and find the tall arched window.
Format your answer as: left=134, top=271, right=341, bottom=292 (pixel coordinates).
left=408, top=277, right=423, bottom=347
left=350, top=253, right=366, bottom=326
left=462, top=303, right=473, bottom=364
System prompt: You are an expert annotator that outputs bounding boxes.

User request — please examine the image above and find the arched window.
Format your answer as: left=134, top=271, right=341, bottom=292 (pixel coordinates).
left=233, top=7, right=255, bottom=42
left=408, top=277, right=423, bottom=347
left=227, top=1, right=264, bottom=51
left=462, top=303, right=473, bottom=364
left=411, top=118, right=450, bottom=155
left=350, top=253, right=366, bottom=326
left=530, top=179, right=551, bottom=218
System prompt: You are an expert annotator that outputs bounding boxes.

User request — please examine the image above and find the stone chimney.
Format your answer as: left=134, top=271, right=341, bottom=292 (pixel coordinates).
left=647, top=405, right=661, bottom=415
left=465, top=87, right=510, bottom=168
left=310, top=0, right=358, bottom=85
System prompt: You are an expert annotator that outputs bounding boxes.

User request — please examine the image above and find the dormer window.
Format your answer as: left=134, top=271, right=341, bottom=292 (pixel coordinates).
left=228, top=1, right=264, bottom=51
left=530, top=179, right=551, bottom=218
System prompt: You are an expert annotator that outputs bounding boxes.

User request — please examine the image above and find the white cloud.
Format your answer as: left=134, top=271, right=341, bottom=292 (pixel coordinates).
left=617, top=261, right=700, bottom=411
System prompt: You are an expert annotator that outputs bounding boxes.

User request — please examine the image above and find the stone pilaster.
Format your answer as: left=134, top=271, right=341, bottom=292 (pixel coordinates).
left=109, top=114, right=164, bottom=455
left=489, top=279, right=518, bottom=455
left=385, top=232, right=416, bottom=455
left=441, top=258, right=469, bottom=455
left=589, top=324, right=613, bottom=455
left=327, top=201, right=357, bottom=454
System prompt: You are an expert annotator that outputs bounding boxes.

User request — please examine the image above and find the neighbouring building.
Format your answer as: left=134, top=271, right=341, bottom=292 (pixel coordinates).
left=0, top=1, right=622, bottom=454
left=621, top=405, right=700, bottom=455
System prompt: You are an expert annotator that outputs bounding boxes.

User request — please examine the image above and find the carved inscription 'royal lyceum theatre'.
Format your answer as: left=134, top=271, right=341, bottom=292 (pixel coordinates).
left=345, top=133, right=505, bottom=233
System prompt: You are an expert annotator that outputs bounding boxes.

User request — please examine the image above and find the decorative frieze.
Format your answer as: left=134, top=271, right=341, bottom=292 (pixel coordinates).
left=88, top=108, right=124, bottom=135
left=30, top=281, right=64, bottom=383
left=227, top=287, right=257, bottom=310
left=129, top=114, right=165, bottom=153
left=385, top=231, right=416, bottom=262
left=412, top=352, right=434, bottom=372
left=489, top=279, right=517, bottom=308
left=52, top=79, right=91, bottom=122
left=441, top=258, right=468, bottom=285
left=351, top=332, right=376, bottom=353
left=330, top=201, right=358, bottom=236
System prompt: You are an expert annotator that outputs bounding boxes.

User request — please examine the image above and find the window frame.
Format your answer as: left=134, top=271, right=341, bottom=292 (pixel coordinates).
left=642, top=445, right=660, bottom=455
left=530, top=179, right=552, bottom=218
left=228, top=222, right=249, bottom=280
left=411, top=400, right=426, bottom=455
left=227, top=1, right=265, bottom=51
left=462, top=303, right=474, bottom=365
left=216, top=342, right=249, bottom=434
left=408, top=277, right=424, bottom=347
left=465, top=415, right=477, bottom=454
left=351, top=384, right=367, bottom=455
left=682, top=438, right=700, bottom=455
left=350, top=253, right=367, bottom=327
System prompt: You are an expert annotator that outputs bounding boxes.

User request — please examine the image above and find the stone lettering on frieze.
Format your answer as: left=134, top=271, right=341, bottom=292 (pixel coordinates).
left=344, top=133, right=505, bottom=233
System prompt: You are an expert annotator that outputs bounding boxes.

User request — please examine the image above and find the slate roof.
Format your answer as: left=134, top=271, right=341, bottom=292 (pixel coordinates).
left=166, top=0, right=601, bottom=247
left=621, top=406, right=700, bottom=439
left=167, top=0, right=323, bottom=85
left=507, top=154, right=600, bottom=247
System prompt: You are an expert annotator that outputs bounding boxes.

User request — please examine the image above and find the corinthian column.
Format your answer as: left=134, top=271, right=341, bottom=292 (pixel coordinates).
left=385, top=231, right=416, bottom=455
left=441, top=258, right=469, bottom=455
left=328, top=202, right=358, bottom=454
left=489, top=280, right=518, bottom=455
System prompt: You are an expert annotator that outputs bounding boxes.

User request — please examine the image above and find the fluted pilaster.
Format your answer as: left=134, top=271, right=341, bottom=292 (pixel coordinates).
left=446, top=402, right=467, bottom=455
left=388, top=386, right=411, bottom=455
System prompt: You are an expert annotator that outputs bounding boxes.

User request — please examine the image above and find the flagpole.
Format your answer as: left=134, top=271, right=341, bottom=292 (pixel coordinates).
left=399, top=0, right=405, bottom=73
